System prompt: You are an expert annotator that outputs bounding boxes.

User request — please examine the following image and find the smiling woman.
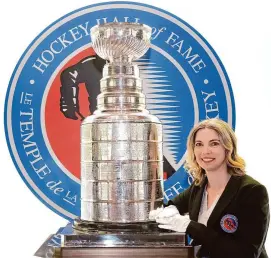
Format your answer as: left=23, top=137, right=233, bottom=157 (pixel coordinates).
left=185, top=118, right=246, bottom=186
left=150, top=118, right=270, bottom=258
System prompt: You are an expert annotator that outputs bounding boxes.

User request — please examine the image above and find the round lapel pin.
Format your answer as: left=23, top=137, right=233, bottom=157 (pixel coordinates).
left=220, top=214, right=238, bottom=233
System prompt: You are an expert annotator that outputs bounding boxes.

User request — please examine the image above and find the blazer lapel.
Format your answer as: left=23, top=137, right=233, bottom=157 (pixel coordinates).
left=190, top=177, right=207, bottom=221
left=207, top=175, right=242, bottom=227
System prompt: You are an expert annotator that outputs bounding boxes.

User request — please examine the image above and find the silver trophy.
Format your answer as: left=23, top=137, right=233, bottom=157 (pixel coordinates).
left=36, top=22, right=192, bottom=258
left=79, top=22, right=163, bottom=226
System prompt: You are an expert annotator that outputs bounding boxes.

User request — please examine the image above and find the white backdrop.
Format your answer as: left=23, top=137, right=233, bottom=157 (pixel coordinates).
left=1, top=0, right=270, bottom=257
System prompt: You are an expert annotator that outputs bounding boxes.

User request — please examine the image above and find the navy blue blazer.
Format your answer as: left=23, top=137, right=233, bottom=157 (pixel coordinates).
left=167, top=175, right=270, bottom=258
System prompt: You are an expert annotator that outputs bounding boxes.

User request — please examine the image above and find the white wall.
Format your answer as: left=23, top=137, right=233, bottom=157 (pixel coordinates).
left=0, top=0, right=270, bottom=257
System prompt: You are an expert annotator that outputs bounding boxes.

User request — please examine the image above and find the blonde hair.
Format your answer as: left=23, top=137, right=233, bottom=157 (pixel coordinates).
left=184, top=118, right=246, bottom=185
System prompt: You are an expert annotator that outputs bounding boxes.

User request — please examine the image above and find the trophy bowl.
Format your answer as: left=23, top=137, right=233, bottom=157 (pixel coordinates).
left=91, top=22, right=152, bottom=62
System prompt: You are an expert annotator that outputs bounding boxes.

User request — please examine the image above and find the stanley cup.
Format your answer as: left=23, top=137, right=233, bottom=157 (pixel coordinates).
left=80, top=22, right=164, bottom=223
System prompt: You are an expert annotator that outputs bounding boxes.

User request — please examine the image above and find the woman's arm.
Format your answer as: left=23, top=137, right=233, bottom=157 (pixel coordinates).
left=187, top=184, right=269, bottom=258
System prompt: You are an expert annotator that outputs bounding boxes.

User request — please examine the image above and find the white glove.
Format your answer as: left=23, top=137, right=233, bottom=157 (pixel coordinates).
left=157, top=214, right=191, bottom=233
left=156, top=205, right=180, bottom=219
left=149, top=205, right=179, bottom=220
left=149, top=206, right=164, bottom=220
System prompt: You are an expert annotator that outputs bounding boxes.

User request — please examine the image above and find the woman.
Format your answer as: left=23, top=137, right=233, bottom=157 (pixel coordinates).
left=150, top=118, right=269, bottom=258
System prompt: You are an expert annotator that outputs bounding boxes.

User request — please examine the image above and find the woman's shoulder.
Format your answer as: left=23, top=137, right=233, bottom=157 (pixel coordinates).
left=238, top=174, right=268, bottom=198
left=239, top=174, right=265, bottom=188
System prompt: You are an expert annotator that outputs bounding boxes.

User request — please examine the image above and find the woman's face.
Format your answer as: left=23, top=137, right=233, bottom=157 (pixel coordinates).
left=194, top=128, right=227, bottom=173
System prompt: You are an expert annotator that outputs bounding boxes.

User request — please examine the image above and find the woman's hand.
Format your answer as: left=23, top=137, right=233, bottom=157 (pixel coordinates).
left=157, top=214, right=191, bottom=232
left=149, top=205, right=180, bottom=220
left=149, top=206, right=164, bottom=220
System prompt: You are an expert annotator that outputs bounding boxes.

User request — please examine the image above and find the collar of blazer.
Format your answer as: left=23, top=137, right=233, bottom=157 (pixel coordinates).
left=190, top=175, right=243, bottom=227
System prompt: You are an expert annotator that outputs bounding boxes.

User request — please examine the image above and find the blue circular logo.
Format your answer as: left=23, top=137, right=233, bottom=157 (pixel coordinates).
left=4, top=1, right=235, bottom=220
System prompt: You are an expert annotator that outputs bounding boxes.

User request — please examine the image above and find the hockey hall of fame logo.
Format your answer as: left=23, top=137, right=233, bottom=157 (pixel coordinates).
left=4, top=1, right=235, bottom=220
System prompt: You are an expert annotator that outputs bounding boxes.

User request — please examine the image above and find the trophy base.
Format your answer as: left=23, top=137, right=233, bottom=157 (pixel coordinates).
left=35, top=221, right=195, bottom=258
left=73, top=218, right=164, bottom=233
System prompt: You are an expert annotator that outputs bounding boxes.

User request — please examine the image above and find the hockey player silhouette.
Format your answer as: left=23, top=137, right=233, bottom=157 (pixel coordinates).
left=60, top=55, right=105, bottom=120
left=59, top=54, right=176, bottom=177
